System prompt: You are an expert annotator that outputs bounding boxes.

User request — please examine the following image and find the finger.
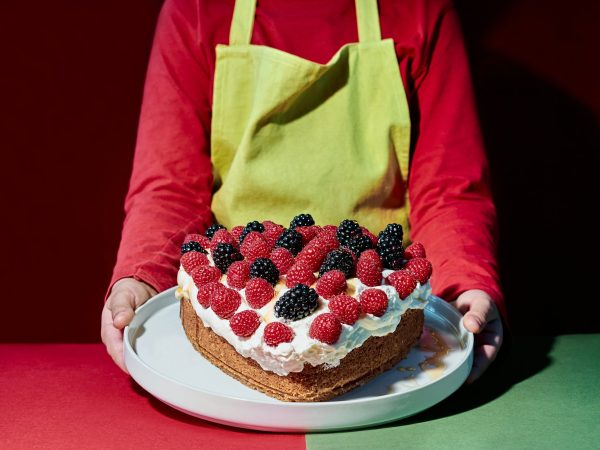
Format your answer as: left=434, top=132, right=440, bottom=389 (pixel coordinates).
left=107, top=289, right=136, bottom=330
left=100, top=306, right=129, bottom=373
left=463, top=300, right=499, bottom=334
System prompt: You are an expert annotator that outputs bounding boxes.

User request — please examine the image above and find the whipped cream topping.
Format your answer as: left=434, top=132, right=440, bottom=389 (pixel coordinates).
left=177, top=261, right=430, bottom=376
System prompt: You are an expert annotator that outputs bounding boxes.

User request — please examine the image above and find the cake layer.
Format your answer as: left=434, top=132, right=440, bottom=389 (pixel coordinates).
left=181, top=297, right=424, bottom=402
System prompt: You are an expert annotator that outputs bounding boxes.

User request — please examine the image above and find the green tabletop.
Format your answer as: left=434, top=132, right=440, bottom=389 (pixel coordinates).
left=307, top=335, right=600, bottom=450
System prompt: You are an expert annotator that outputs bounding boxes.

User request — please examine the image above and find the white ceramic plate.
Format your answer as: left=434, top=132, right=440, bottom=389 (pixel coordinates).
left=124, top=287, right=473, bottom=432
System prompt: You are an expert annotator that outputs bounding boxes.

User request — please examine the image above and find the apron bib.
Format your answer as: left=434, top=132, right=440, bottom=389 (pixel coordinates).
left=210, top=0, right=412, bottom=237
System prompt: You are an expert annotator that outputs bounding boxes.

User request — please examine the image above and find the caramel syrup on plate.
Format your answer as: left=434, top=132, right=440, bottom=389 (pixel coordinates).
left=396, top=327, right=451, bottom=381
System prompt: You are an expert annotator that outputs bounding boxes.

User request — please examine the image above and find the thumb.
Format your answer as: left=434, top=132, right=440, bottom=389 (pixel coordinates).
left=107, top=288, right=136, bottom=330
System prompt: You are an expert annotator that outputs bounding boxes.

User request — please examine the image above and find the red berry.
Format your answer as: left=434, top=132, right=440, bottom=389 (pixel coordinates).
left=245, top=277, right=274, bottom=309
left=404, top=242, right=426, bottom=259
left=360, top=227, right=378, bottom=247
left=296, top=245, right=327, bottom=272
left=211, top=287, right=241, bottom=319
left=240, top=232, right=271, bottom=261
left=191, top=265, right=222, bottom=287
left=197, top=281, right=225, bottom=308
left=356, top=249, right=383, bottom=286
left=296, top=225, right=320, bottom=244
left=226, top=260, right=250, bottom=289
left=270, top=247, right=295, bottom=275
left=263, top=322, right=294, bottom=347
left=309, top=313, right=343, bottom=344
left=231, top=225, right=244, bottom=242
left=262, top=223, right=285, bottom=248
left=387, top=270, right=417, bottom=299
left=229, top=310, right=261, bottom=337
left=181, top=251, right=209, bottom=274
left=313, top=229, right=339, bottom=253
left=262, top=220, right=279, bottom=229
left=184, top=234, right=211, bottom=249
left=328, top=294, right=361, bottom=325
left=403, top=258, right=432, bottom=284
left=315, top=270, right=347, bottom=299
left=322, top=225, right=338, bottom=233
left=285, top=262, right=316, bottom=288
left=211, top=229, right=237, bottom=251
left=359, top=289, right=389, bottom=317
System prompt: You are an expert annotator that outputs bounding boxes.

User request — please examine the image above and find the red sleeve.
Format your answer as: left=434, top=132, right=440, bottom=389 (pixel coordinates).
left=109, top=0, right=213, bottom=295
left=407, top=2, right=507, bottom=322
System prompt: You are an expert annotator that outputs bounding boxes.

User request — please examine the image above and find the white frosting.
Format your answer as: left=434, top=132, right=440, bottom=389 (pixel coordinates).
left=177, top=260, right=430, bottom=376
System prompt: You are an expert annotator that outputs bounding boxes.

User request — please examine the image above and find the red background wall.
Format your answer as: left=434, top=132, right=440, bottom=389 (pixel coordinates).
left=1, top=0, right=598, bottom=342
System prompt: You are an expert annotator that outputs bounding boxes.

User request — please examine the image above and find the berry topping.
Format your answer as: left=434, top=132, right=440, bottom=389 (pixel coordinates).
left=345, top=234, right=373, bottom=257
left=181, top=251, right=209, bottom=274
left=360, top=227, right=378, bottom=247
left=226, top=260, right=251, bottom=289
left=309, top=313, right=343, bottom=344
left=183, top=234, right=211, bottom=249
left=404, top=242, right=426, bottom=259
left=181, top=241, right=208, bottom=255
left=274, top=284, right=319, bottom=321
left=231, top=225, right=244, bottom=242
left=313, top=229, right=340, bottom=253
left=403, top=257, right=433, bottom=284
left=296, top=225, right=320, bottom=244
left=356, top=249, right=383, bottom=287
left=336, top=219, right=362, bottom=246
left=315, top=270, right=347, bottom=299
left=245, top=277, right=274, bottom=309
left=319, top=249, right=355, bottom=278
left=239, top=220, right=265, bottom=244
left=249, top=258, right=280, bottom=285
left=229, top=310, right=261, bottom=337
left=204, top=224, right=226, bottom=239
left=191, top=265, right=222, bottom=287
left=263, top=322, right=294, bottom=347
left=290, top=213, right=315, bottom=229
left=197, top=281, right=225, bottom=308
left=295, top=244, right=327, bottom=272
left=262, top=223, right=285, bottom=247
left=211, top=287, right=241, bottom=319
left=376, top=232, right=404, bottom=270
left=285, top=262, right=317, bottom=288
left=240, top=232, right=271, bottom=262
left=328, top=294, right=361, bottom=325
left=382, top=223, right=404, bottom=242
left=269, top=247, right=295, bottom=275
left=212, top=243, right=243, bottom=273
left=387, top=270, right=417, bottom=299
left=274, top=228, right=303, bottom=256
left=359, top=289, right=389, bottom=317
left=210, top=229, right=237, bottom=251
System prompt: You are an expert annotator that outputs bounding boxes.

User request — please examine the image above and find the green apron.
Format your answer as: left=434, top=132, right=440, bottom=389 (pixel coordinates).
left=210, top=0, right=411, bottom=237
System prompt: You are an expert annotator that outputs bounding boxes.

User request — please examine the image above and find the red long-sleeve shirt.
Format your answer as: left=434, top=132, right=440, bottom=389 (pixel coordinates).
left=110, top=0, right=506, bottom=320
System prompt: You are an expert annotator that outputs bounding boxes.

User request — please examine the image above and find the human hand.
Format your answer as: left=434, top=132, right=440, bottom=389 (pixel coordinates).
left=101, top=278, right=157, bottom=373
left=451, top=289, right=503, bottom=383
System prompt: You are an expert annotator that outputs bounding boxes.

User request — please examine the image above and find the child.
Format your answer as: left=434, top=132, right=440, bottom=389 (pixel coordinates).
left=101, top=0, right=505, bottom=383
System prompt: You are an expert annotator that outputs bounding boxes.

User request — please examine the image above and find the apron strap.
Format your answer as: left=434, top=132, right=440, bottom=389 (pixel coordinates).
left=356, top=0, right=382, bottom=42
left=229, top=0, right=257, bottom=46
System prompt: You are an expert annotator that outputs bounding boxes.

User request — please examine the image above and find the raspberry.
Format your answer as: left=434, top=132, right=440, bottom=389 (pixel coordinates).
left=295, top=245, right=327, bottom=272
left=191, top=265, right=222, bottom=287
left=404, top=242, right=426, bottom=259
left=262, top=223, right=285, bottom=248
left=403, top=258, right=432, bottom=284
left=197, top=281, right=225, bottom=308
left=231, top=225, right=244, bottom=242
left=309, top=313, right=342, bottom=344
left=328, top=294, right=361, bottom=325
left=360, top=227, right=378, bottom=247
left=229, top=310, right=261, bottom=337
left=356, top=249, right=383, bottom=287
left=315, top=270, right=347, bottom=299
left=322, top=225, right=338, bottom=233
left=359, top=289, right=389, bottom=317
left=226, top=260, right=250, bottom=289
left=387, top=270, right=417, bottom=299
left=184, top=233, right=211, bottom=249
left=296, top=225, right=320, bottom=244
left=269, top=247, right=295, bottom=275
left=245, top=277, right=274, bottom=309
left=314, top=229, right=340, bottom=253
left=263, top=322, right=294, bottom=347
left=181, top=251, right=209, bottom=274
left=240, top=232, right=271, bottom=261
left=211, top=287, right=241, bottom=319
left=211, top=229, right=237, bottom=251
left=285, top=262, right=316, bottom=288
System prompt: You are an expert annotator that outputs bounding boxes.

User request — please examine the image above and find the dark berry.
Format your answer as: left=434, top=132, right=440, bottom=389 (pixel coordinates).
left=274, top=228, right=303, bottom=256
left=376, top=233, right=404, bottom=270
left=337, top=219, right=362, bottom=246
left=249, top=257, right=280, bottom=285
left=382, top=223, right=404, bottom=242
left=290, top=213, right=315, bottom=229
left=239, top=220, right=265, bottom=244
left=181, top=241, right=208, bottom=255
left=212, top=243, right=243, bottom=273
left=274, top=284, right=319, bottom=321
left=345, top=234, right=373, bottom=257
left=319, top=249, right=355, bottom=278
left=205, top=224, right=226, bottom=239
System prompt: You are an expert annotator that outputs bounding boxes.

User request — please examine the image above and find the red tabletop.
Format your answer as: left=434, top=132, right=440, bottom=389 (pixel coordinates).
left=0, top=344, right=305, bottom=449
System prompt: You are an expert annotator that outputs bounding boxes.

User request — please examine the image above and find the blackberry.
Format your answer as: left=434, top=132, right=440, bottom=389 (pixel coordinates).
left=319, top=249, right=355, bottom=278
left=181, top=241, right=207, bottom=255
left=345, top=234, right=373, bottom=257
left=376, top=233, right=404, bottom=270
left=212, top=243, right=242, bottom=273
left=274, top=284, right=319, bottom=322
left=205, top=224, right=226, bottom=239
left=274, top=228, right=303, bottom=256
left=381, top=223, right=404, bottom=242
left=337, top=219, right=362, bottom=246
left=249, top=258, right=280, bottom=285
left=290, top=213, right=315, bottom=229
left=239, top=220, right=265, bottom=244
